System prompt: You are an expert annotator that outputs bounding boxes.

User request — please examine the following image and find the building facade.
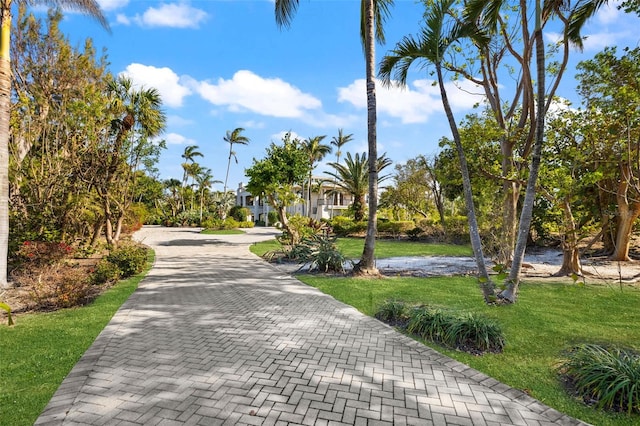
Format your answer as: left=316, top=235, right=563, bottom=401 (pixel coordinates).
left=236, top=178, right=353, bottom=224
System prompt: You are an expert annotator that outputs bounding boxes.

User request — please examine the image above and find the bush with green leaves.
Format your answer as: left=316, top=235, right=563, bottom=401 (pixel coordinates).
left=558, top=344, right=640, bottom=414
left=375, top=299, right=409, bottom=325
left=291, top=234, right=349, bottom=273
left=380, top=303, right=505, bottom=354
left=92, top=259, right=122, bottom=285
left=106, top=243, right=148, bottom=278
left=329, top=216, right=367, bottom=237
left=443, top=312, right=505, bottom=353
left=377, top=220, right=415, bottom=239
left=228, top=206, right=250, bottom=222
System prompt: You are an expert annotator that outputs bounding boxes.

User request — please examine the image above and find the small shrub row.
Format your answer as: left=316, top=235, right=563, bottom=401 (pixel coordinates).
left=558, top=344, right=640, bottom=414
left=375, top=299, right=505, bottom=354
left=105, top=243, right=148, bottom=279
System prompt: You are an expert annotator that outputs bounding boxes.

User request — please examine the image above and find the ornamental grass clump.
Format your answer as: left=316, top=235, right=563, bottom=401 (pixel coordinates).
left=375, top=299, right=409, bottom=326
left=378, top=302, right=505, bottom=355
left=559, top=344, right=640, bottom=414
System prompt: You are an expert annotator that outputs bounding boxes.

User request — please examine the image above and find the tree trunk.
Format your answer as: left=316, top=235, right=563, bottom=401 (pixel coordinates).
left=610, top=205, right=640, bottom=261
left=113, top=215, right=124, bottom=243
left=554, top=199, right=582, bottom=276
left=436, top=63, right=495, bottom=303
left=356, top=0, right=379, bottom=275
left=499, top=141, right=519, bottom=265
left=90, top=219, right=104, bottom=247
left=610, top=164, right=640, bottom=261
left=501, top=12, right=546, bottom=303
left=275, top=203, right=299, bottom=246
left=0, top=1, right=11, bottom=288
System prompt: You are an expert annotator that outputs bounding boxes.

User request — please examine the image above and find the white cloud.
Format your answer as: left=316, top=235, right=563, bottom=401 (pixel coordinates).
left=581, top=31, right=628, bottom=51
left=596, top=0, right=622, bottom=24
left=338, top=78, right=483, bottom=124
left=115, top=13, right=130, bottom=25
left=163, top=132, right=196, bottom=145
left=132, top=3, right=208, bottom=28
left=119, top=63, right=192, bottom=108
left=97, top=0, right=129, bottom=12
left=191, top=70, right=322, bottom=118
left=271, top=131, right=303, bottom=143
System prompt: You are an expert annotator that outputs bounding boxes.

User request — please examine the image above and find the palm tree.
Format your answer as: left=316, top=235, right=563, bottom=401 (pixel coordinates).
left=180, top=144, right=202, bottom=211
left=379, top=0, right=496, bottom=303
left=464, top=0, right=610, bottom=302
left=223, top=127, right=250, bottom=195
left=0, top=0, right=108, bottom=287
left=99, top=76, right=166, bottom=245
left=325, top=152, right=391, bottom=222
left=329, top=129, right=353, bottom=217
left=195, top=167, right=221, bottom=224
left=302, top=135, right=330, bottom=217
left=274, top=0, right=394, bottom=275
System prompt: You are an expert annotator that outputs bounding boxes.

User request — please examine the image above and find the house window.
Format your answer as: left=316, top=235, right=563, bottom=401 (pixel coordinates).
left=333, top=192, right=344, bottom=206
left=247, top=196, right=254, bottom=206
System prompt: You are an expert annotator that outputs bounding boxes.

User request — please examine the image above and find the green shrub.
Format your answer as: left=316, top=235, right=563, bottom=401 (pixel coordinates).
left=407, top=306, right=451, bottom=342
left=238, top=221, right=255, bottom=228
left=106, top=243, right=148, bottom=278
left=406, top=227, right=423, bottom=241
left=559, top=344, right=640, bottom=414
left=377, top=220, right=415, bottom=238
left=375, top=299, right=409, bottom=325
left=92, top=259, right=121, bottom=285
left=222, top=217, right=240, bottom=230
left=329, top=217, right=367, bottom=237
left=289, top=234, right=349, bottom=273
left=443, top=312, right=505, bottom=353
left=402, top=304, right=505, bottom=354
left=229, top=206, right=250, bottom=222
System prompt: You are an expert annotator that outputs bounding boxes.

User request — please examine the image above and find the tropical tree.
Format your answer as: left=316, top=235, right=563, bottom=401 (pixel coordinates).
left=274, top=0, right=394, bottom=275
left=379, top=0, right=496, bottom=303
left=302, top=135, right=330, bottom=217
left=87, top=76, right=166, bottom=245
left=575, top=46, right=640, bottom=261
left=223, top=127, right=250, bottom=194
left=463, top=0, right=612, bottom=302
left=0, top=0, right=108, bottom=287
left=180, top=144, right=202, bottom=212
left=195, top=167, right=221, bottom=223
left=245, top=132, right=308, bottom=245
left=325, top=152, right=392, bottom=222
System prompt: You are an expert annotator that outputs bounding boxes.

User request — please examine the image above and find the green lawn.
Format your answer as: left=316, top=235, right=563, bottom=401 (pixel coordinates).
left=250, top=237, right=472, bottom=258
left=297, top=274, right=640, bottom=426
left=0, top=255, right=153, bottom=426
left=200, top=228, right=246, bottom=235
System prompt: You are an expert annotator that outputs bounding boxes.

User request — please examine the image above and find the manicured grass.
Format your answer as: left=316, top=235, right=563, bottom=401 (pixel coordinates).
left=297, top=274, right=640, bottom=425
left=250, top=237, right=472, bottom=258
left=200, top=228, right=246, bottom=235
left=0, top=253, right=153, bottom=426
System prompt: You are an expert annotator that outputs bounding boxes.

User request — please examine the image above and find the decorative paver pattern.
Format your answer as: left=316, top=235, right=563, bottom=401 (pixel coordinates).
left=36, top=226, right=589, bottom=425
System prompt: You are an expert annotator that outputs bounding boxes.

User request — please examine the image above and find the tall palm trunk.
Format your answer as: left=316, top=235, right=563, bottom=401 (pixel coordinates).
left=437, top=63, right=495, bottom=303
left=357, top=0, right=379, bottom=275
left=0, top=1, right=11, bottom=287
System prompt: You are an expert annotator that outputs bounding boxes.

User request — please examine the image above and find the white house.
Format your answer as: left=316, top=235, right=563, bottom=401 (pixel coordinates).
left=236, top=177, right=353, bottom=224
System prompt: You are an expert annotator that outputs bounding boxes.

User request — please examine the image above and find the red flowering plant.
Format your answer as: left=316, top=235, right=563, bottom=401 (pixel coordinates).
left=16, top=241, right=75, bottom=267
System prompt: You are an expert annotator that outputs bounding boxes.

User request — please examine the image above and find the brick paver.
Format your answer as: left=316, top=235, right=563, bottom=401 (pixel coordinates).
left=35, top=226, right=589, bottom=425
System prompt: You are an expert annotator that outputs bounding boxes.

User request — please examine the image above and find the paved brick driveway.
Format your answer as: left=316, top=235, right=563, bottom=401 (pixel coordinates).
left=36, top=226, right=588, bottom=425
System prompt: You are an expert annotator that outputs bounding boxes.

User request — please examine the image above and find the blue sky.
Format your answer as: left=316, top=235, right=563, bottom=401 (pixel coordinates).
left=53, top=0, right=639, bottom=192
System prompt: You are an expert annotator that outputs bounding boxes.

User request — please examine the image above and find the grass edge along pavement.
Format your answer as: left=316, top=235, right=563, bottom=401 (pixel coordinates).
left=0, top=251, right=154, bottom=426
left=295, top=273, right=640, bottom=426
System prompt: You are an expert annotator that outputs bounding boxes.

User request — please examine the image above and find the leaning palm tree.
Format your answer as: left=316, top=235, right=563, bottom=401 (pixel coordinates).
left=275, top=0, right=394, bottom=275
left=302, top=135, right=330, bottom=217
left=325, top=152, right=392, bottom=222
left=223, top=127, right=250, bottom=195
left=379, top=0, right=496, bottom=303
left=0, top=0, right=108, bottom=287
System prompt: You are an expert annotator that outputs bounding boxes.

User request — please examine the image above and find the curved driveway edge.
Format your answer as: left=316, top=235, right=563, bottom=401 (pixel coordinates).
left=36, top=226, right=589, bottom=425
